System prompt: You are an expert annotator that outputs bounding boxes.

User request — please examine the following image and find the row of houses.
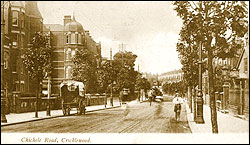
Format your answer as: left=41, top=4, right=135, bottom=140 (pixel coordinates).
left=158, top=32, right=249, bottom=119
left=1, top=1, right=43, bottom=100
left=158, top=69, right=184, bottom=84
left=1, top=1, right=102, bottom=113
left=202, top=32, right=249, bottom=119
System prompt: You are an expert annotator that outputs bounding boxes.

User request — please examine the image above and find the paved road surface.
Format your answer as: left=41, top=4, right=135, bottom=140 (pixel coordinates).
left=1, top=101, right=191, bottom=133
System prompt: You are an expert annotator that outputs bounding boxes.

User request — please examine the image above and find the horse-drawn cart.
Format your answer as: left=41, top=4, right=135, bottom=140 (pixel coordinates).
left=60, top=80, right=86, bottom=116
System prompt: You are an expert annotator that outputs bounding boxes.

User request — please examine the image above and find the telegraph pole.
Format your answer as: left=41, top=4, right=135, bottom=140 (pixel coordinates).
left=110, top=48, right=113, bottom=106
left=121, top=43, right=124, bottom=66
left=119, top=42, right=125, bottom=66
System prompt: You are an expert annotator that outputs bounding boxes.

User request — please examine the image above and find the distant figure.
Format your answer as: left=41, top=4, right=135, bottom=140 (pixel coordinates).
left=123, top=103, right=129, bottom=119
left=172, top=91, right=183, bottom=121
left=148, top=89, right=154, bottom=106
left=137, top=90, right=140, bottom=102
left=119, top=90, right=123, bottom=105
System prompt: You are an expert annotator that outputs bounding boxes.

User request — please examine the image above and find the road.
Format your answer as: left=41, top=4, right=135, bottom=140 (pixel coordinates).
left=1, top=101, right=191, bottom=133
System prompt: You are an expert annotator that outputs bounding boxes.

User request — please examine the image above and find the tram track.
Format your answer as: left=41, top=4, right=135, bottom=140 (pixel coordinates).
left=118, top=106, right=155, bottom=133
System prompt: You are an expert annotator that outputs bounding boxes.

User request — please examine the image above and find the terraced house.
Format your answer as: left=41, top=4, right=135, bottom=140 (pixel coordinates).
left=42, top=15, right=102, bottom=97
left=1, top=1, right=101, bottom=113
left=1, top=1, right=43, bottom=113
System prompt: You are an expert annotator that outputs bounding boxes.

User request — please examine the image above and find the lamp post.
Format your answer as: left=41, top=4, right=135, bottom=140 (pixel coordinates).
left=46, top=76, right=51, bottom=116
left=196, top=41, right=205, bottom=124
left=110, top=48, right=113, bottom=106
left=221, top=62, right=230, bottom=113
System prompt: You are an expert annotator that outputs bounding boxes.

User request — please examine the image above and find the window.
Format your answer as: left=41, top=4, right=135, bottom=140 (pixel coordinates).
left=66, top=35, right=69, bottom=44
left=12, top=11, right=18, bottom=26
left=12, top=34, right=18, bottom=47
left=65, top=66, right=72, bottom=79
left=78, top=34, right=81, bottom=44
left=20, top=83, right=24, bottom=92
left=76, top=32, right=79, bottom=44
left=66, top=32, right=71, bottom=44
left=66, top=48, right=71, bottom=61
left=4, top=52, right=9, bottom=69
left=71, top=33, right=75, bottom=44
left=244, top=58, right=248, bottom=73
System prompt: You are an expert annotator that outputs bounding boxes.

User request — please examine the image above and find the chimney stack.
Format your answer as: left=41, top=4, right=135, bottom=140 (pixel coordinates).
left=64, top=15, right=72, bottom=26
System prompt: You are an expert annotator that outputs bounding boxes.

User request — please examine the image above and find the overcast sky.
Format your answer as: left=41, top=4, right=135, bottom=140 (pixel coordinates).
left=38, top=1, right=183, bottom=74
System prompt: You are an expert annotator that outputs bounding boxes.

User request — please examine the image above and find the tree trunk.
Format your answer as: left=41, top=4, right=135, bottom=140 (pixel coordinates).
left=35, top=80, right=40, bottom=117
left=208, top=49, right=218, bottom=133
left=188, top=86, right=193, bottom=113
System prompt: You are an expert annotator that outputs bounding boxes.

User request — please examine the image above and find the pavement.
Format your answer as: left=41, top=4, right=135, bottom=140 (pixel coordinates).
left=1, top=97, right=121, bottom=127
left=2, top=94, right=249, bottom=134
left=185, top=100, right=249, bottom=133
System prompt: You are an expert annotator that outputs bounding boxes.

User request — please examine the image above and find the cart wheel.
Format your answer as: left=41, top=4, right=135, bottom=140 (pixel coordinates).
left=77, top=100, right=82, bottom=115
left=66, top=106, right=70, bottom=116
left=77, top=107, right=80, bottom=115
left=82, top=105, right=86, bottom=115
left=77, top=106, right=82, bottom=115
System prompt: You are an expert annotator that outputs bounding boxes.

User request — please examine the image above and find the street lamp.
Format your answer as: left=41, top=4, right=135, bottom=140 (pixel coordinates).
left=46, top=76, right=51, bottom=116
left=196, top=41, right=205, bottom=124
left=230, top=68, right=239, bottom=80
left=221, top=63, right=230, bottom=113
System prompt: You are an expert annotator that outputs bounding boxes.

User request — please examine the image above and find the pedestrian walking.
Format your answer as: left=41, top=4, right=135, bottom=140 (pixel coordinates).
left=172, top=90, right=183, bottom=122
left=119, top=90, right=123, bottom=105
left=148, top=88, right=154, bottom=106
left=123, top=102, right=129, bottom=119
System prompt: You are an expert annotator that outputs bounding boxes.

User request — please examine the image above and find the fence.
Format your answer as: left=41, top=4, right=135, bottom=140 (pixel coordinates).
left=229, top=88, right=249, bottom=118
left=5, top=92, right=120, bottom=114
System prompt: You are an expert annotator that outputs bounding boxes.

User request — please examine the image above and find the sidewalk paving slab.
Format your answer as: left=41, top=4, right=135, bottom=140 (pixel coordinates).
left=1, top=100, right=121, bottom=127
left=185, top=102, right=249, bottom=133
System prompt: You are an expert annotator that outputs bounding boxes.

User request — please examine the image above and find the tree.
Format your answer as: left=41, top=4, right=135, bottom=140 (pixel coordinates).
left=96, top=60, right=113, bottom=93
left=173, top=1, right=248, bottom=133
left=176, top=28, right=204, bottom=119
left=113, top=51, right=138, bottom=95
left=72, top=49, right=97, bottom=93
left=23, top=32, right=53, bottom=117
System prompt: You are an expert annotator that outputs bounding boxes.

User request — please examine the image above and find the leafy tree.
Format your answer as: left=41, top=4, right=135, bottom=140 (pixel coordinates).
left=173, top=1, right=248, bottom=133
left=113, top=51, right=138, bottom=95
left=72, top=49, right=97, bottom=93
left=135, top=72, right=144, bottom=91
left=23, top=32, right=53, bottom=117
left=114, top=51, right=137, bottom=70
left=96, top=60, right=113, bottom=93
left=96, top=51, right=138, bottom=100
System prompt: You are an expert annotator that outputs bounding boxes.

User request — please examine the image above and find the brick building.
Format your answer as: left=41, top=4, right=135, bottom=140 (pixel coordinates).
left=43, top=15, right=102, bottom=96
left=1, top=1, right=43, bottom=96
left=1, top=1, right=43, bottom=113
left=158, top=69, right=184, bottom=84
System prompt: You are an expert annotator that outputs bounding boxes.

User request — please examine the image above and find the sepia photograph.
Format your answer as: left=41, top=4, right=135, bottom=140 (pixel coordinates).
left=1, top=1, right=249, bottom=144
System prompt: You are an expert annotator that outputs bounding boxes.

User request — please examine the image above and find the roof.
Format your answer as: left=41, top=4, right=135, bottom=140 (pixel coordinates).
left=10, top=1, right=25, bottom=8
left=25, top=1, right=43, bottom=19
left=44, top=24, right=64, bottom=32
left=65, top=16, right=84, bottom=32
left=159, top=69, right=183, bottom=76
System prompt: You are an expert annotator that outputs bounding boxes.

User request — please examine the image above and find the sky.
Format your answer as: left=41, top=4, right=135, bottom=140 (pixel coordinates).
left=37, top=1, right=183, bottom=75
